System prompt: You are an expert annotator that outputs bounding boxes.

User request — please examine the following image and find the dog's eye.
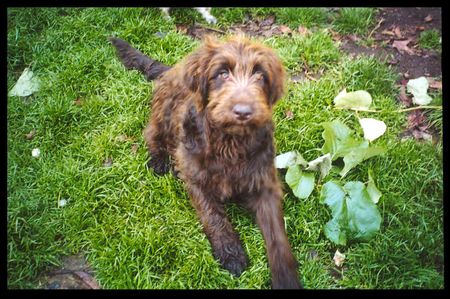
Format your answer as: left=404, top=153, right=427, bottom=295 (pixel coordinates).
left=254, top=70, right=264, bottom=81
left=218, top=70, right=230, bottom=80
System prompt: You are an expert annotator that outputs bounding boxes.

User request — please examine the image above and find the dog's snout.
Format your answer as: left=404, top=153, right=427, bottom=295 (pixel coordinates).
left=232, top=104, right=253, bottom=121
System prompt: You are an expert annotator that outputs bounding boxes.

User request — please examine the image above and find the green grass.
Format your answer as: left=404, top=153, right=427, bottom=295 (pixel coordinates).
left=7, top=7, right=443, bottom=289
left=333, top=8, right=377, bottom=36
left=418, top=29, right=441, bottom=52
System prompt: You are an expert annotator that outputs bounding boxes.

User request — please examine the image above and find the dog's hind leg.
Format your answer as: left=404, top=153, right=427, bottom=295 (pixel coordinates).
left=143, top=119, right=171, bottom=175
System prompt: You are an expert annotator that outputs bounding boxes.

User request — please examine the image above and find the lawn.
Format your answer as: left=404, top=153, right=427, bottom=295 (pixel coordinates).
left=7, top=7, right=443, bottom=289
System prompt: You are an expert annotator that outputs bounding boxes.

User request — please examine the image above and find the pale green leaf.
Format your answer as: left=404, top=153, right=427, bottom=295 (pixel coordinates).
left=9, top=67, right=41, bottom=97
left=407, top=76, right=432, bottom=105
left=367, top=170, right=382, bottom=204
left=286, top=165, right=315, bottom=199
left=275, top=151, right=297, bottom=169
left=340, top=146, right=386, bottom=177
left=359, top=118, right=387, bottom=142
left=334, top=89, right=372, bottom=110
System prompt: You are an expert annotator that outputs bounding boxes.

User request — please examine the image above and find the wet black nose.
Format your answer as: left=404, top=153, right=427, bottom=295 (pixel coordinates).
left=232, top=104, right=253, bottom=121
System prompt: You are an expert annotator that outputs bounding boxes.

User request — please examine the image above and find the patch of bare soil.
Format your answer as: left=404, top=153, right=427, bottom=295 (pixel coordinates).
left=38, top=254, right=101, bottom=289
left=340, top=7, right=441, bottom=80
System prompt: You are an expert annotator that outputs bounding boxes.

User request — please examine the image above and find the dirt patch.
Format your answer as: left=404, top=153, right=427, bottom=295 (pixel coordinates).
left=38, top=254, right=101, bottom=289
left=340, top=7, right=441, bottom=80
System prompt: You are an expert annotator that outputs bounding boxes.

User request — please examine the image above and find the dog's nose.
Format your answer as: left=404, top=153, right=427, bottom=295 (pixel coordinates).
left=232, top=104, right=253, bottom=121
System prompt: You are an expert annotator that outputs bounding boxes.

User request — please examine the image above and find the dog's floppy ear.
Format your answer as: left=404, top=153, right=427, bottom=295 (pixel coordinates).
left=266, top=55, right=286, bottom=106
left=183, top=35, right=219, bottom=106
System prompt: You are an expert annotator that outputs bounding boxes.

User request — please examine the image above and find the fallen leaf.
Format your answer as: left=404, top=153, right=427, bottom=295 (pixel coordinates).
left=9, top=67, right=41, bottom=97
left=393, top=26, right=402, bottom=38
left=73, top=271, right=101, bottom=289
left=412, top=129, right=433, bottom=141
left=73, top=98, right=83, bottom=106
left=260, top=15, right=275, bottom=27
left=279, top=25, right=292, bottom=34
left=25, top=129, right=36, bottom=140
left=407, top=76, right=433, bottom=105
left=102, top=158, right=113, bottom=168
left=407, top=110, right=428, bottom=131
left=347, top=34, right=360, bottom=42
left=416, top=25, right=425, bottom=31
left=285, top=110, right=294, bottom=120
left=32, top=148, right=41, bottom=158
left=392, top=39, right=414, bottom=55
left=58, top=199, right=68, bottom=207
left=333, top=250, right=346, bottom=267
left=329, top=29, right=342, bottom=41
left=424, top=15, right=433, bottom=22
left=427, top=77, right=442, bottom=90
left=291, top=74, right=304, bottom=83
left=398, top=85, right=412, bottom=107
left=297, top=25, right=310, bottom=36
left=334, top=89, right=372, bottom=110
left=131, top=143, right=139, bottom=155
left=306, top=153, right=332, bottom=180
left=116, top=134, right=134, bottom=142
left=275, top=151, right=298, bottom=169
left=359, top=118, right=387, bottom=142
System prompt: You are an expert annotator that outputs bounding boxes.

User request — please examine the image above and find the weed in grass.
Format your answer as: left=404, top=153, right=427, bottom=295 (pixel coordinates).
left=333, top=8, right=376, bottom=36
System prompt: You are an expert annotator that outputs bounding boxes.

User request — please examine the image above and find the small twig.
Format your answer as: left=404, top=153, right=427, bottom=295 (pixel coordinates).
left=334, top=105, right=442, bottom=113
left=200, top=24, right=226, bottom=34
left=368, top=17, right=384, bottom=40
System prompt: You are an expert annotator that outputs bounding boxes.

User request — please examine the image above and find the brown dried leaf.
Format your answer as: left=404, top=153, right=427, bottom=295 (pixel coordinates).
left=131, top=143, right=139, bottom=155
left=329, top=29, right=342, bottom=41
left=416, top=25, right=425, bottom=31
left=393, top=26, right=402, bottom=39
left=424, top=15, right=433, bottom=22
left=297, top=25, right=310, bottom=36
left=25, top=129, right=36, bottom=140
left=116, top=134, right=134, bottom=142
left=260, top=15, right=275, bottom=27
left=333, top=250, right=345, bottom=267
left=392, top=39, right=414, bottom=55
left=427, top=77, right=442, bottom=90
left=73, top=271, right=101, bottom=289
left=279, top=25, right=292, bottom=34
left=73, top=98, right=83, bottom=106
left=398, top=85, right=412, bottom=107
left=285, top=110, right=294, bottom=120
left=347, top=34, right=360, bottom=42
left=407, top=110, right=428, bottom=130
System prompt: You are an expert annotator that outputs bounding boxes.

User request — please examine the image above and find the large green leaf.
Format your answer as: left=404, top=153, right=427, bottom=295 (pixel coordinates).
left=344, top=181, right=382, bottom=241
left=334, top=89, right=372, bottom=110
left=321, top=120, right=368, bottom=160
left=367, top=170, right=382, bottom=204
left=320, top=180, right=382, bottom=245
left=286, top=165, right=315, bottom=199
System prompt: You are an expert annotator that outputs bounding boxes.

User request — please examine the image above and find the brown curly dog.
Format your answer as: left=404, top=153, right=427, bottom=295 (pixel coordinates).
left=110, top=35, right=301, bottom=289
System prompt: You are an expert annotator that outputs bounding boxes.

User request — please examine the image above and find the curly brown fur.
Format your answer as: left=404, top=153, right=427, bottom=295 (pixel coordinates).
left=110, top=35, right=302, bottom=289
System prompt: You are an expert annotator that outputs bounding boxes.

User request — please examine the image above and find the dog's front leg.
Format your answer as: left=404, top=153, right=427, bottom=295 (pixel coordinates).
left=252, top=186, right=302, bottom=289
left=186, top=184, right=248, bottom=276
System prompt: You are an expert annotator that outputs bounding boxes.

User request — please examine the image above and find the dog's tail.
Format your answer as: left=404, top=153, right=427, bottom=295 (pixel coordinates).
left=109, top=37, right=171, bottom=81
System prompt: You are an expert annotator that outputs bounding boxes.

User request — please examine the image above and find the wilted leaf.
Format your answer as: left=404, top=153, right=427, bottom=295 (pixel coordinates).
left=367, top=170, right=382, bottom=204
left=279, top=25, right=292, bottom=34
left=298, top=25, right=310, bottom=36
left=275, top=151, right=308, bottom=169
left=392, top=39, right=414, bottom=55
left=9, top=67, right=41, bottom=97
left=424, top=15, right=433, bottom=22
left=285, top=165, right=315, bottom=199
left=393, top=26, right=402, bottom=38
left=334, top=89, right=372, bottom=110
left=381, top=29, right=395, bottom=36
left=407, top=77, right=433, bottom=105
left=306, top=153, right=332, bottom=180
left=359, top=118, right=387, bottom=142
left=333, top=250, right=346, bottom=267
left=285, top=110, right=294, bottom=120
left=340, top=145, right=386, bottom=177
left=25, top=129, right=36, bottom=140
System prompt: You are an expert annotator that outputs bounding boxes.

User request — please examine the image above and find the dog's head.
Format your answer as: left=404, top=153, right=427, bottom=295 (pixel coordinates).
left=183, top=35, right=286, bottom=135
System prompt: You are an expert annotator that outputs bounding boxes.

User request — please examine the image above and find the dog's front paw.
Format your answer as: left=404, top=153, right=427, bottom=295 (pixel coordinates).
left=147, top=158, right=170, bottom=175
left=215, top=244, right=248, bottom=277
